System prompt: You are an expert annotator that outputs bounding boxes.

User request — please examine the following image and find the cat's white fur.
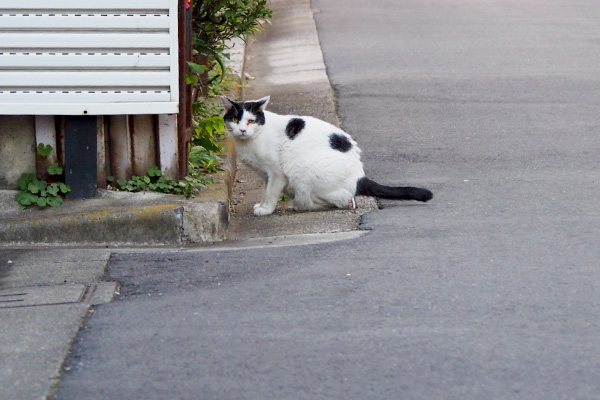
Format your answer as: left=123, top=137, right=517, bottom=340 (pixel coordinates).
left=223, top=96, right=365, bottom=216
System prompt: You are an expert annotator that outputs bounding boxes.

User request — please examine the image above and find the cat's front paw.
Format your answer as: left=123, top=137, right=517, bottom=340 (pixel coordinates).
left=253, top=203, right=274, bottom=216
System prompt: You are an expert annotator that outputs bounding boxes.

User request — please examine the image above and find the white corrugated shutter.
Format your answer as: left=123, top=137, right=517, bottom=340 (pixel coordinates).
left=0, top=0, right=179, bottom=115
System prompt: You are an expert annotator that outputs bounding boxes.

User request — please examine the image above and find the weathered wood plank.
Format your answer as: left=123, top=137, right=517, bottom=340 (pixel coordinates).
left=158, top=114, right=178, bottom=178
left=108, top=116, right=132, bottom=181
left=34, top=115, right=57, bottom=182
left=96, top=116, right=107, bottom=189
left=131, top=115, right=156, bottom=177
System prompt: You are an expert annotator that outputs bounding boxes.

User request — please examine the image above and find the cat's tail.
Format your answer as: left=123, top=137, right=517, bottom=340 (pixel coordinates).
left=355, top=177, right=433, bottom=202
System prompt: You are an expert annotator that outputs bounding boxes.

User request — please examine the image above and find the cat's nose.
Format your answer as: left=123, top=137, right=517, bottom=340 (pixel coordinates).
left=240, top=129, right=246, bottom=134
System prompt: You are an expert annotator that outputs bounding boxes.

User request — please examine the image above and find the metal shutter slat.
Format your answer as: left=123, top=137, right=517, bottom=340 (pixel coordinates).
left=0, top=0, right=178, bottom=115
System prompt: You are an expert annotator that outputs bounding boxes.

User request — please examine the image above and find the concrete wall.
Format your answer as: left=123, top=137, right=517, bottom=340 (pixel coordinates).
left=0, top=116, right=36, bottom=189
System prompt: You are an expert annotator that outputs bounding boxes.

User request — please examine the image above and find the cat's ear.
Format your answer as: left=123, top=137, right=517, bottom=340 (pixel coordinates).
left=256, top=96, right=270, bottom=111
left=221, top=96, right=236, bottom=112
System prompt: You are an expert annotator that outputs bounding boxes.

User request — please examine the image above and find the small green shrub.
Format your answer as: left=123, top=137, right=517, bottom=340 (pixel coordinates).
left=14, top=144, right=71, bottom=210
left=191, top=0, right=271, bottom=84
left=189, top=145, right=222, bottom=173
left=108, top=166, right=213, bottom=198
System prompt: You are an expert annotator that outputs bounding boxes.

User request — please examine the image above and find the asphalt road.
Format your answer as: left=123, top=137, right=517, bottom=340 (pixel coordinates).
left=53, top=1, right=600, bottom=399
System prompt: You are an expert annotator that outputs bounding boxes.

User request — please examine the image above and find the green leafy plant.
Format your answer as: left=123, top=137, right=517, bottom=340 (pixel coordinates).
left=189, top=63, right=231, bottom=169
left=148, top=165, right=162, bottom=178
left=186, top=0, right=272, bottom=174
left=190, top=114, right=226, bottom=174
left=47, top=163, right=63, bottom=176
left=186, top=62, right=208, bottom=84
left=14, top=144, right=71, bottom=209
left=36, top=143, right=53, bottom=158
left=189, top=145, right=222, bottom=173
left=109, top=166, right=213, bottom=198
left=191, top=0, right=271, bottom=84
left=195, top=115, right=225, bottom=142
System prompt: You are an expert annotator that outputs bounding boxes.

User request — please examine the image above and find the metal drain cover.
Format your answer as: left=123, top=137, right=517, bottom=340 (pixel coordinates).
left=0, top=284, right=88, bottom=308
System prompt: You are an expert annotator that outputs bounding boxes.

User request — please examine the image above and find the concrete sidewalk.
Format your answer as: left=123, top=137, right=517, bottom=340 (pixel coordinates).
left=0, top=248, right=116, bottom=400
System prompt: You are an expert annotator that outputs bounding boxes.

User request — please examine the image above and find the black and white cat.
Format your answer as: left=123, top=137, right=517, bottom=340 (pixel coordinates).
left=222, top=96, right=433, bottom=216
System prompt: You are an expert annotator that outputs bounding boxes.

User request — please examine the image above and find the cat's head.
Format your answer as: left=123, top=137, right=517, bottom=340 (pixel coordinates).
left=221, top=96, right=270, bottom=140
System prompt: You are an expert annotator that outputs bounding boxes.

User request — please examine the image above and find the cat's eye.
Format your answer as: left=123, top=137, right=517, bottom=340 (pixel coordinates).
left=232, top=117, right=239, bottom=123
left=247, top=119, right=256, bottom=124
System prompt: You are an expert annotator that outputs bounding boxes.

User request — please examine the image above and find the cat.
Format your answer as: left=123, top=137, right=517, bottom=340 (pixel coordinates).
left=221, top=95, right=433, bottom=216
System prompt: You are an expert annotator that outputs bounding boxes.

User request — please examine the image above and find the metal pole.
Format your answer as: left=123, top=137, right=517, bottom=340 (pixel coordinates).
left=64, top=115, right=97, bottom=199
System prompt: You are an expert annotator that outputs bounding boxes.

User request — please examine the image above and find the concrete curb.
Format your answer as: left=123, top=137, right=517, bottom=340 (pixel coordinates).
left=0, top=140, right=235, bottom=247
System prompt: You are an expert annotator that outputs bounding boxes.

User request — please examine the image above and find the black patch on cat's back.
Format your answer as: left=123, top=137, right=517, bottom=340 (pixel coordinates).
left=329, top=133, right=353, bottom=153
left=285, top=118, right=305, bottom=140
